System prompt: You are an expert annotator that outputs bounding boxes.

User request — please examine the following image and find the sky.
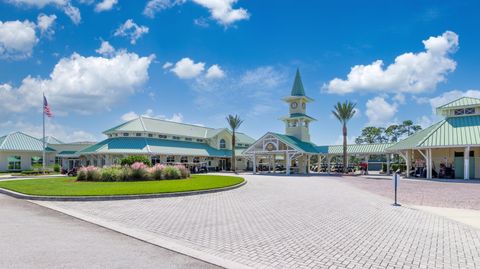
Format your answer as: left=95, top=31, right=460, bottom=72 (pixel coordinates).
left=1, top=0, right=480, bottom=145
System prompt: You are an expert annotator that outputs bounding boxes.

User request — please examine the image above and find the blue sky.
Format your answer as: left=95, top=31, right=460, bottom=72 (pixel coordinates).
left=1, top=0, right=480, bottom=144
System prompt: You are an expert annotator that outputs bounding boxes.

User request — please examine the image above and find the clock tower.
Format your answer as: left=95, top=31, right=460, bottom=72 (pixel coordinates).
left=281, top=69, right=316, bottom=142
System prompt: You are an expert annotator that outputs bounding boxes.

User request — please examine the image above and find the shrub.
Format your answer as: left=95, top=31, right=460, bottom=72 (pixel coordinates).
left=101, top=167, right=122, bottom=182
left=175, top=164, right=190, bottom=179
left=84, top=166, right=101, bottom=181
left=77, top=167, right=87, bottom=181
left=120, top=156, right=151, bottom=167
left=129, top=162, right=148, bottom=181
left=149, top=164, right=165, bottom=180
left=163, top=165, right=182, bottom=180
left=53, top=164, right=61, bottom=173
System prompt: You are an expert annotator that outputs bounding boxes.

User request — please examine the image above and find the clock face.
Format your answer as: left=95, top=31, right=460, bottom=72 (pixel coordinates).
left=291, top=102, right=298, bottom=109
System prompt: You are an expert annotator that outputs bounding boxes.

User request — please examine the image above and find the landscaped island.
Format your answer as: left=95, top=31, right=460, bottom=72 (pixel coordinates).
left=0, top=175, right=244, bottom=196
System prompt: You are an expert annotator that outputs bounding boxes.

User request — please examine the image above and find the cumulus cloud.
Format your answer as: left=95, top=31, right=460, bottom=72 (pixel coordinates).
left=95, top=40, right=115, bottom=57
left=37, top=14, right=57, bottom=36
left=143, top=0, right=249, bottom=26
left=365, top=97, right=398, bottom=126
left=143, top=0, right=186, bottom=18
left=170, top=57, right=205, bottom=79
left=6, top=0, right=81, bottom=24
left=121, top=109, right=184, bottom=123
left=240, top=66, right=287, bottom=89
left=0, top=51, right=155, bottom=115
left=162, top=61, right=173, bottom=69
left=95, top=0, right=118, bottom=12
left=324, top=31, right=459, bottom=94
left=0, top=20, right=38, bottom=59
left=114, top=19, right=149, bottom=45
left=429, top=89, right=480, bottom=111
left=205, top=64, right=225, bottom=79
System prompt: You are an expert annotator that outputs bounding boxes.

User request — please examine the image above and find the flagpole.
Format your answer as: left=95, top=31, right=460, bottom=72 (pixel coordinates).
left=43, top=92, right=46, bottom=174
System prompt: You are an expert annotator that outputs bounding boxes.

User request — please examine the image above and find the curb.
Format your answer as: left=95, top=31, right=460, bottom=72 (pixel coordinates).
left=0, top=180, right=247, bottom=202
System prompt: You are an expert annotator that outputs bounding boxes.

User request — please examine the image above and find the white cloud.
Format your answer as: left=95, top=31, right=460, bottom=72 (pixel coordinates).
left=0, top=120, right=99, bottom=142
left=162, top=61, right=173, bottom=69
left=0, top=51, right=154, bottom=115
left=143, top=0, right=186, bottom=18
left=36, top=14, right=57, bottom=36
left=429, top=89, right=480, bottom=111
left=143, top=0, right=249, bottom=26
left=240, top=66, right=286, bottom=89
left=205, top=64, right=225, bottom=79
left=365, top=97, right=398, bottom=126
left=0, top=20, right=38, bottom=59
left=95, top=0, right=118, bottom=12
left=0, top=84, right=24, bottom=112
left=417, top=115, right=435, bottom=129
left=393, top=93, right=405, bottom=104
left=171, top=57, right=205, bottom=79
left=324, top=31, right=459, bottom=94
left=6, top=0, right=81, bottom=24
left=192, top=0, right=250, bottom=26
left=95, top=40, right=115, bottom=57
left=121, top=110, right=184, bottom=123
left=114, top=19, right=149, bottom=45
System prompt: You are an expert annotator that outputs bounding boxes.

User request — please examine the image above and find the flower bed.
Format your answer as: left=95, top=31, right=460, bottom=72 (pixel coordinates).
left=77, top=162, right=190, bottom=182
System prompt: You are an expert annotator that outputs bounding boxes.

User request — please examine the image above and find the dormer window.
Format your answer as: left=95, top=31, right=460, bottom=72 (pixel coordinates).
left=172, top=136, right=180, bottom=140
left=465, top=108, right=475, bottom=115
left=159, top=135, right=167, bottom=139
left=454, top=109, right=465, bottom=115
left=196, top=139, right=204, bottom=143
left=123, top=133, right=129, bottom=137
left=148, top=134, right=153, bottom=138
left=220, top=139, right=226, bottom=149
left=136, top=133, right=142, bottom=137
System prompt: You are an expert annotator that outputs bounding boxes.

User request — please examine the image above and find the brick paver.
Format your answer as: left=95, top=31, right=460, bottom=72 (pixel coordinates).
left=36, top=175, right=480, bottom=268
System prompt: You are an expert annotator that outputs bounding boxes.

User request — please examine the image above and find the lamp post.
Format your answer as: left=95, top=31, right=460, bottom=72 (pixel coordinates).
left=392, top=169, right=401, bottom=206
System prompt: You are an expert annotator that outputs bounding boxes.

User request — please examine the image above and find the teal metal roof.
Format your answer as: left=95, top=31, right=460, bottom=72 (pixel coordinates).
left=0, top=132, right=55, bottom=152
left=387, top=115, right=480, bottom=150
left=319, top=143, right=394, bottom=155
left=436, top=97, right=480, bottom=109
left=43, top=136, right=64, bottom=144
left=58, top=151, right=78, bottom=155
left=270, top=133, right=320, bottom=154
left=287, top=113, right=317, bottom=121
left=103, top=117, right=255, bottom=144
left=291, top=69, right=306, bottom=96
left=79, top=137, right=233, bottom=157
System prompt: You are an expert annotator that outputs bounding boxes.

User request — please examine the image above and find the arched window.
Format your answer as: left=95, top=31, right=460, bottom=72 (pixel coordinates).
left=219, top=139, right=226, bottom=149
left=180, top=156, right=188, bottom=163
left=166, top=156, right=175, bottom=163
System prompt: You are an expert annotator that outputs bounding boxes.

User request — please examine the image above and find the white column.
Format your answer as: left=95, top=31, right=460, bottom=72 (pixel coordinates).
left=317, top=155, right=322, bottom=173
left=272, top=155, right=276, bottom=173
left=253, top=153, right=256, bottom=174
left=327, top=155, right=331, bottom=174
left=307, top=155, right=310, bottom=174
left=406, top=150, right=411, bottom=178
left=386, top=153, right=391, bottom=175
left=427, top=149, right=432, bottom=179
left=465, top=146, right=470, bottom=180
left=286, top=153, right=291, bottom=175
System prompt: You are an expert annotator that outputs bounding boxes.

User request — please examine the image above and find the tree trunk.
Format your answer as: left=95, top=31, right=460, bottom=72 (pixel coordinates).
left=232, top=131, right=236, bottom=172
left=343, top=124, right=347, bottom=174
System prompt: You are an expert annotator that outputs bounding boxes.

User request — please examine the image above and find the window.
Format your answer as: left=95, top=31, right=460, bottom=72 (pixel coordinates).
left=151, top=156, right=161, bottom=165
left=114, top=134, right=118, bottom=137
left=31, top=156, right=43, bottom=166
left=159, top=135, right=167, bottom=139
left=123, top=133, right=129, bottom=137
left=465, top=108, right=475, bottom=115
left=148, top=133, right=153, bottom=138
left=180, top=156, right=188, bottom=163
left=8, top=156, right=21, bottom=170
left=193, top=157, right=200, bottom=163
left=108, top=134, right=112, bottom=138
left=185, top=137, right=192, bottom=141
left=454, top=109, right=465, bottom=115
left=172, top=136, right=180, bottom=140
left=196, top=139, right=204, bottom=143
left=220, top=139, right=226, bottom=149
left=55, top=157, right=61, bottom=165
left=136, top=133, right=142, bottom=137
left=166, top=156, right=175, bottom=163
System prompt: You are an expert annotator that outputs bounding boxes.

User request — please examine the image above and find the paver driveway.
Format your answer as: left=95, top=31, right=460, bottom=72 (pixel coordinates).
left=35, top=175, right=480, bottom=269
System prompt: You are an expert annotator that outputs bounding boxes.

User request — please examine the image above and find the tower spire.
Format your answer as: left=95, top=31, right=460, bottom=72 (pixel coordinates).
left=291, top=68, right=305, bottom=96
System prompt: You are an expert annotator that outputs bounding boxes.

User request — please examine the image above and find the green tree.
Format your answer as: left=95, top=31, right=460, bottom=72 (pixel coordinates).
left=226, top=114, right=244, bottom=173
left=355, top=127, right=385, bottom=144
left=332, top=101, right=357, bottom=173
left=400, top=120, right=422, bottom=137
left=385, top=124, right=402, bottom=142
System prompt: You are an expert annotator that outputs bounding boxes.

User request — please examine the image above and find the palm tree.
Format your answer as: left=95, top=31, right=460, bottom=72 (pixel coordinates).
left=332, top=101, right=357, bottom=173
left=226, top=114, right=244, bottom=173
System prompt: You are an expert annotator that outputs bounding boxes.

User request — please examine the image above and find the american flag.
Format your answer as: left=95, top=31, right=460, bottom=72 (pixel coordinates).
left=43, top=95, right=53, bottom=117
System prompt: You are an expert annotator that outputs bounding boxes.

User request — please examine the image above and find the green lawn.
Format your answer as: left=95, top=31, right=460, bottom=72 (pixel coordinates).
left=0, top=175, right=244, bottom=196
